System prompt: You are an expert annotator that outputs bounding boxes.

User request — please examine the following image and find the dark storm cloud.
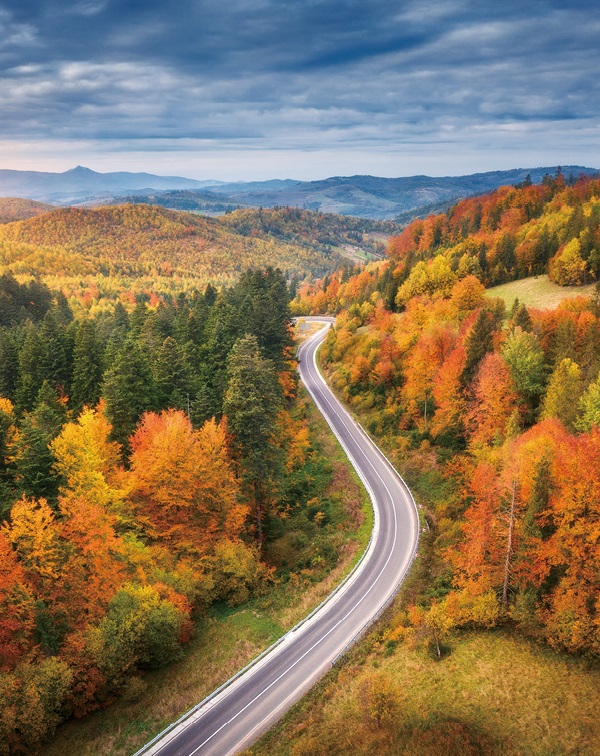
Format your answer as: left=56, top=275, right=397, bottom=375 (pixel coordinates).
left=0, top=0, right=598, bottom=176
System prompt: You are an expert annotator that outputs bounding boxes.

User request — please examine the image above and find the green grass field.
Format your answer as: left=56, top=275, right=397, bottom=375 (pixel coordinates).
left=486, top=275, right=596, bottom=310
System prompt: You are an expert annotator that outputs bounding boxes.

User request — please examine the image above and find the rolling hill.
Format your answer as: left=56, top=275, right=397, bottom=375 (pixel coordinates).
left=0, top=204, right=343, bottom=311
left=0, top=197, right=56, bottom=224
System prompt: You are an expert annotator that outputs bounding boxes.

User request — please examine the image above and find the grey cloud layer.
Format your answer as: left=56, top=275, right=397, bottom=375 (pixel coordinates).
left=0, top=0, right=597, bottom=173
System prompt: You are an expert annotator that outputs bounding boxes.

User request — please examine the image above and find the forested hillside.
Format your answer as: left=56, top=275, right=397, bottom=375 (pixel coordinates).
left=0, top=204, right=341, bottom=313
left=0, top=199, right=56, bottom=225
left=0, top=269, right=362, bottom=753
left=221, top=206, right=398, bottom=260
left=293, top=173, right=600, bottom=318
left=291, top=174, right=600, bottom=658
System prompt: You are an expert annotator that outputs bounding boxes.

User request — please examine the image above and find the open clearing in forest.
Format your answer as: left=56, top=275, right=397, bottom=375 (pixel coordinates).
left=487, top=275, right=595, bottom=310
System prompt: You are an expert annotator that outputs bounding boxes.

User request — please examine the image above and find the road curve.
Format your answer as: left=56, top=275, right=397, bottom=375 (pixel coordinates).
left=135, top=318, right=419, bottom=756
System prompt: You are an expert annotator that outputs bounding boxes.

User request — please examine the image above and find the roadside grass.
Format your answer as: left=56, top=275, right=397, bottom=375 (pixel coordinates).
left=249, top=628, right=600, bottom=756
left=486, top=274, right=595, bottom=310
left=294, top=319, right=328, bottom=343
left=41, top=382, right=371, bottom=756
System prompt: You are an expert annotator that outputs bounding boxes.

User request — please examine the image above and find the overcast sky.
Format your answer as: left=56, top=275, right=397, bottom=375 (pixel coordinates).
left=0, top=0, right=598, bottom=180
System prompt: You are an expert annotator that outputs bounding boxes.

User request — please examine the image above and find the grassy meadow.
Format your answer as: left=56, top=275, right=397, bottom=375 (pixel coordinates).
left=486, top=274, right=596, bottom=310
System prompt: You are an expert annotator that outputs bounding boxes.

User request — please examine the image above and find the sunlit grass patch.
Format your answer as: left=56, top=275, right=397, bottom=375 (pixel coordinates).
left=486, top=274, right=595, bottom=310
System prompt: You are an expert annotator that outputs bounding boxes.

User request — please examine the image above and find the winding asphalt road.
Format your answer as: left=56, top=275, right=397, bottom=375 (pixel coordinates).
left=135, top=318, right=419, bottom=756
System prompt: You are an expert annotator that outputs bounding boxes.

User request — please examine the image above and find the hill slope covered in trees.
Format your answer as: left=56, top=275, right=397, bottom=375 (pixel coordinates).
left=292, top=173, right=600, bottom=655
left=0, top=269, right=369, bottom=752
left=294, top=172, right=600, bottom=317
left=0, top=198, right=56, bottom=225
left=0, top=204, right=344, bottom=312
left=276, top=174, right=600, bottom=753
left=0, top=203, right=338, bottom=283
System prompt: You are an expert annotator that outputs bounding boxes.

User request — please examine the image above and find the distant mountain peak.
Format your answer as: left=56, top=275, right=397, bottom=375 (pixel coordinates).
left=66, top=165, right=97, bottom=175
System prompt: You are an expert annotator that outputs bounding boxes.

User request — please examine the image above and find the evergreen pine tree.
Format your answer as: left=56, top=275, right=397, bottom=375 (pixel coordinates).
left=13, top=412, right=59, bottom=503
left=39, top=311, right=71, bottom=394
left=0, top=328, right=19, bottom=399
left=461, top=308, right=497, bottom=387
left=102, top=342, right=157, bottom=452
left=71, top=319, right=103, bottom=414
left=14, top=323, right=45, bottom=413
left=223, top=334, right=283, bottom=543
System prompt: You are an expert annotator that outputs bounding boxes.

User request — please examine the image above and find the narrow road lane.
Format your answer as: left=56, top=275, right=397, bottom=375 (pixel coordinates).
left=136, top=318, right=419, bottom=756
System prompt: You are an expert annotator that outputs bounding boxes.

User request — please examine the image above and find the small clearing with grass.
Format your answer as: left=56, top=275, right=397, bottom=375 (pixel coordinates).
left=486, top=274, right=596, bottom=310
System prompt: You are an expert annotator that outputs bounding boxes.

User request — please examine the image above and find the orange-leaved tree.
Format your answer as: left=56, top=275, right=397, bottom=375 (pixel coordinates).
left=129, top=410, right=246, bottom=556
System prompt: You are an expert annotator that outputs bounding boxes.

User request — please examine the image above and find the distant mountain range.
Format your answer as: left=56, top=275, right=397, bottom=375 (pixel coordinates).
left=0, top=166, right=220, bottom=204
left=0, top=165, right=598, bottom=220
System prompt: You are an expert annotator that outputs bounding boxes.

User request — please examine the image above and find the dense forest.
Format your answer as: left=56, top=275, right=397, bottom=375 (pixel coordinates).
left=0, top=268, right=360, bottom=753
left=220, top=206, right=398, bottom=258
left=293, top=172, right=600, bottom=317
left=0, top=199, right=56, bottom=226
left=292, top=174, right=600, bottom=658
left=0, top=204, right=341, bottom=314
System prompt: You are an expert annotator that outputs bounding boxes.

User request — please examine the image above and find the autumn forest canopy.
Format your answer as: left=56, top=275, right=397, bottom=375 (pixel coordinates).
left=0, top=171, right=599, bottom=753
left=0, top=202, right=394, bottom=316
left=293, top=173, right=600, bottom=659
left=0, top=267, right=368, bottom=752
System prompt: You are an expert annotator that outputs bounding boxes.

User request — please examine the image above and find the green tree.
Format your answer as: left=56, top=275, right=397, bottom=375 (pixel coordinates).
left=71, top=319, right=103, bottom=414
left=151, top=336, right=191, bottom=409
left=199, top=295, right=239, bottom=416
left=39, top=311, right=71, bottom=394
left=234, top=268, right=293, bottom=368
left=576, top=374, right=600, bottom=431
left=102, top=343, right=156, bottom=452
left=541, top=358, right=583, bottom=430
left=14, top=324, right=45, bottom=413
left=223, top=334, right=283, bottom=543
left=502, top=328, right=546, bottom=417
left=32, top=381, right=67, bottom=439
left=13, top=413, right=60, bottom=503
left=461, top=308, right=497, bottom=386
left=90, top=583, right=186, bottom=687
left=0, top=328, right=19, bottom=399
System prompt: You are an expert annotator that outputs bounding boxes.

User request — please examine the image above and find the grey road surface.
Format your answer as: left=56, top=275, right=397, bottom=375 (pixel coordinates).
left=136, top=318, right=419, bottom=756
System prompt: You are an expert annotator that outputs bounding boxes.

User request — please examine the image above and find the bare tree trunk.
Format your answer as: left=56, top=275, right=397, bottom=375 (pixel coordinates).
left=502, top=478, right=517, bottom=605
